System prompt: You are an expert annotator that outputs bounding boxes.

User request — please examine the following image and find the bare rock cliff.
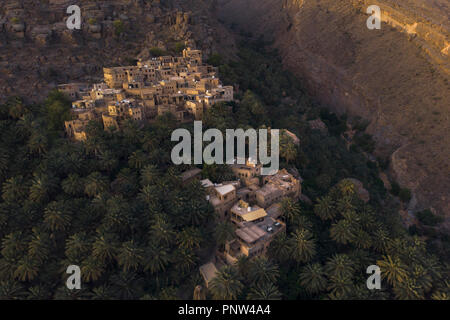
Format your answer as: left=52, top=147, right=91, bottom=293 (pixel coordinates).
left=219, top=0, right=450, bottom=220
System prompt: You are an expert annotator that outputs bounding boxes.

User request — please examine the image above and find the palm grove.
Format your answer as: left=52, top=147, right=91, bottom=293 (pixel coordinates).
left=0, top=39, right=448, bottom=300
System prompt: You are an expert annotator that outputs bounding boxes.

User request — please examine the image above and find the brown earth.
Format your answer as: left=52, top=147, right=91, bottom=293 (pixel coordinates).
left=218, top=0, right=450, bottom=224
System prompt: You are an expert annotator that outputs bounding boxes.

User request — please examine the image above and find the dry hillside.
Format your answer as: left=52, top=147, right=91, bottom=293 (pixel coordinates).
left=218, top=0, right=450, bottom=223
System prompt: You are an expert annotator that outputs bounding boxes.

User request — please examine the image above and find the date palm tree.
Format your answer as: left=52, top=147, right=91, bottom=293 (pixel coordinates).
left=14, top=255, right=39, bottom=281
left=0, top=258, right=16, bottom=282
left=92, top=232, right=118, bottom=264
left=247, top=282, right=282, bottom=300
left=352, top=228, right=372, bottom=249
left=62, top=174, right=84, bottom=196
left=43, top=201, right=71, bottom=232
left=137, top=185, right=160, bottom=206
left=314, top=195, right=336, bottom=221
left=0, top=280, right=27, bottom=300
left=280, top=198, right=301, bottom=223
left=280, top=139, right=297, bottom=164
left=431, top=291, right=449, bottom=300
left=98, top=150, right=118, bottom=173
left=2, top=176, right=28, bottom=203
left=27, top=132, right=48, bottom=156
left=81, top=256, right=105, bottom=282
left=184, top=199, right=211, bottom=227
left=128, top=150, right=148, bottom=169
left=90, top=285, right=115, bottom=300
left=336, top=196, right=356, bottom=216
left=338, top=179, right=356, bottom=197
left=149, top=215, right=175, bottom=247
left=249, top=256, right=280, bottom=285
left=174, top=248, right=198, bottom=274
left=116, top=241, right=144, bottom=272
left=377, top=255, right=408, bottom=287
left=28, top=228, right=50, bottom=265
left=209, top=265, right=243, bottom=300
left=324, top=254, right=355, bottom=278
left=410, top=264, right=433, bottom=294
left=29, top=173, right=58, bottom=204
left=292, top=215, right=313, bottom=232
left=235, top=255, right=251, bottom=279
left=393, top=278, right=424, bottom=300
left=299, top=263, right=328, bottom=294
left=327, top=273, right=354, bottom=299
left=110, top=272, right=143, bottom=300
left=267, top=233, right=291, bottom=263
left=214, top=221, right=235, bottom=250
left=85, top=136, right=103, bottom=157
left=289, top=228, right=316, bottom=264
left=371, top=226, right=390, bottom=253
left=1, top=231, right=27, bottom=260
left=330, top=219, right=354, bottom=245
left=176, top=227, right=202, bottom=250
left=84, top=172, right=108, bottom=197
left=111, top=168, right=138, bottom=196
left=27, top=285, right=51, bottom=300
left=140, top=164, right=160, bottom=187
left=65, top=232, right=92, bottom=262
left=143, top=243, right=170, bottom=275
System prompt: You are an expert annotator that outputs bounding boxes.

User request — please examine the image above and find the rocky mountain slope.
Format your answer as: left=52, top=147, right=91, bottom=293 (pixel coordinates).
left=0, top=0, right=235, bottom=102
left=218, top=0, right=449, bottom=222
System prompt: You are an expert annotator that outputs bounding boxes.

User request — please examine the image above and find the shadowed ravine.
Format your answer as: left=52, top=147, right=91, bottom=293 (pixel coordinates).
left=218, top=0, right=450, bottom=224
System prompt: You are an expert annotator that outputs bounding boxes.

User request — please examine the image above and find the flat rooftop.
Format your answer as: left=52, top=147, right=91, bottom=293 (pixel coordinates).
left=236, top=217, right=284, bottom=244
left=215, top=184, right=236, bottom=196
left=231, top=202, right=267, bottom=222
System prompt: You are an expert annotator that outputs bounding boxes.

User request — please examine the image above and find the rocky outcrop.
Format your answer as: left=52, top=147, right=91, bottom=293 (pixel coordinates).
left=0, top=0, right=236, bottom=102
left=218, top=0, right=449, bottom=221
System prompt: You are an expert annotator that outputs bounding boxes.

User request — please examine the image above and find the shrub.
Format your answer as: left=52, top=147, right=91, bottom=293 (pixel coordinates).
left=207, top=53, right=223, bottom=67
left=88, top=18, right=97, bottom=25
left=10, top=17, right=20, bottom=24
left=174, top=42, right=186, bottom=53
left=416, top=209, right=444, bottom=226
left=150, top=47, right=166, bottom=57
left=113, top=20, right=124, bottom=36
left=398, top=188, right=412, bottom=202
left=390, top=181, right=400, bottom=196
left=354, top=133, right=376, bottom=153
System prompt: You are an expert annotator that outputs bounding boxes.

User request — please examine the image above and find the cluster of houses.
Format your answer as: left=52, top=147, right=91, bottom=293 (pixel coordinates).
left=59, top=47, right=234, bottom=140
left=59, top=46, right=302, bottom=292
left=182, top=159, right=301, bottom=288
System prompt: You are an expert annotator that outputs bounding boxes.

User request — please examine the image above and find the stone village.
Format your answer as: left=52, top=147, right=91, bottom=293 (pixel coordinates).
left=58, top=47, right=302, bottom=290
left=59, top=47, right=233, bottom=141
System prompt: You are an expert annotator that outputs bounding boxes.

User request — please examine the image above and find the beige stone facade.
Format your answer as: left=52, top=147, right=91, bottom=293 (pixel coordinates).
left=60, top=47, right=233, bottom=139
left=200, top=159, right=301, bottom=264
